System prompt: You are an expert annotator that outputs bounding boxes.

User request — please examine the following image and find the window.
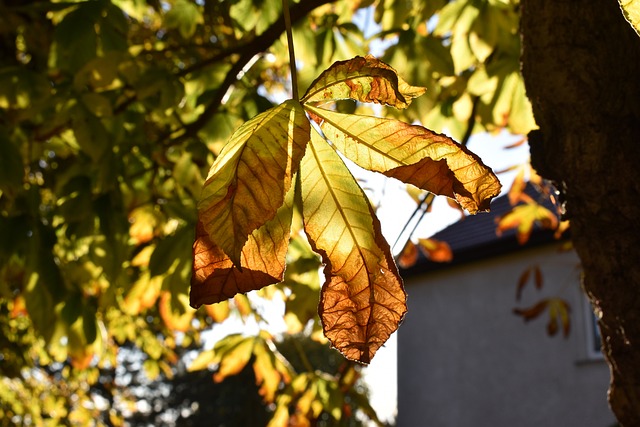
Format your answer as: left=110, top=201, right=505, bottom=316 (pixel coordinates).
left=583, top=297, right=604, bottom=360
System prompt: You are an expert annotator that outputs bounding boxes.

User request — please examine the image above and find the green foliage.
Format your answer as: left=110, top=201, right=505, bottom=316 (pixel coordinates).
left=0, top=0, right=534, bottom=424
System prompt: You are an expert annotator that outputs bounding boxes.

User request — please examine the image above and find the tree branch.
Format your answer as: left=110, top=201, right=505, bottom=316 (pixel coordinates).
left=166, top=0, right=335, bottom=144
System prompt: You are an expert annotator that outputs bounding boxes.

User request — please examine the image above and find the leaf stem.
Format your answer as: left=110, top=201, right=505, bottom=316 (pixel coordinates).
left=282, top=0, right=299, bottom=100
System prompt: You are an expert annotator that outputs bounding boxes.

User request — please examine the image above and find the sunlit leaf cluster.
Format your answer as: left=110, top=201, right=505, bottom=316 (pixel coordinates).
left=192, top=55, right=500, bottom=363
left=376, top=0, right=537, bottom=139
left=0, top=0, right=530, bottom=424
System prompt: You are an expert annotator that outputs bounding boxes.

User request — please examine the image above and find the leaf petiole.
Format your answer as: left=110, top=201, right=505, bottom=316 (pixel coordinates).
left=282, top=0, right=299, bottom=100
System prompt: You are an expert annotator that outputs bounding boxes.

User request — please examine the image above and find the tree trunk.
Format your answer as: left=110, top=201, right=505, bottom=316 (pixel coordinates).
left=520, top=1, right=640, bottom=425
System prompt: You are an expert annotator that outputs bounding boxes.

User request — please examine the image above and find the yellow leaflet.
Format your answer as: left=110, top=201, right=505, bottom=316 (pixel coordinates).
left=300, top=129, right=406, bottom=364
left=301, top=55, right=426, bottom=109
left=198, top=99, right=309, bottom=266
left=307, top=105, right=501, bottom=213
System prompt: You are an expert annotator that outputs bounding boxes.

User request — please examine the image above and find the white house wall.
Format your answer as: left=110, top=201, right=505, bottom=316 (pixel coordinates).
left=397, top=244, right=615, bottom=427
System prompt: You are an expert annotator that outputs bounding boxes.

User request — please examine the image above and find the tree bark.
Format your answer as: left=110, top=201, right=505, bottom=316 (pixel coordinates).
left=520, top=1, right=640, bottom=425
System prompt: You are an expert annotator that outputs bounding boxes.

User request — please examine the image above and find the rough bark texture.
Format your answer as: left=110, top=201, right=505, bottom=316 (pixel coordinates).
left=521, top=1, right=640, bottom=425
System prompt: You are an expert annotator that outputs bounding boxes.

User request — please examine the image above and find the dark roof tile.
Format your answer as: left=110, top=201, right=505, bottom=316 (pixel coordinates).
left=400, top=183, right=563, bottom=276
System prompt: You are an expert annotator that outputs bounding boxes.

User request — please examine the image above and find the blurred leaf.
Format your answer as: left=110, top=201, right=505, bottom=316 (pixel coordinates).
left=253, top=337, right=292, bottom=403
left=469, top=10, right=495, bottom=63
left=555, top=220, right=571, bottom=239
left=70, top=105, right=110, bottom=162
left=515, top=265, right=543, bottom=301
left=398, top=240, right=419, bottom=269
left=233, top=294, right=253, bottom=318
left=405, top=185, right=429, bottom=206
left=547, top=298, right=571, bottom=337
left=123, top=273, right=162, bottom=314
left=417, top=238, right=452, bottom=262
left=513, top=299, right=548, bottom=322
left=230, top=0, right=281, bottom=35
left=52, top=1, right=100, bottom=71
left=149, top=225, right=193, bottom=276
left=128, top=206, right=161, bottom=245
left=164, top=0, right=203, bottom=39
left=159, top=291, right=194, bottom=332
left=508, top=165, right=527, bottom=205
left=620, top=0, right=640, bottom=36
left=496, top=202, right=559, bottom=244
left=422, top=35, right=455, bottom=76
left=513, top=297, right=571, bottom=338
left=188, top=349, right=216, bottom=372
left=143, top=358, right=160, bottom=381
left=205, top=300, right=231, bottom=323
left=281, top=236, right=322, bottom=333
left=213, top=335, right=255, bottom=382
left=80, top=93, right=113, bottom=118
left=73, top=51, right=125, bottom=90
left=490, top=71, right=537, bottom=134
left=0, top=68, right=51, bottom=110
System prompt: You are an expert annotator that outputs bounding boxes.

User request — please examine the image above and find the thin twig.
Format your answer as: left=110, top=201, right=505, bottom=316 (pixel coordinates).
left=391, top=192, right=435, bottom=252
left=164, top=0, right=334, bottom=144
left=403, top=193, right=436, bottom=246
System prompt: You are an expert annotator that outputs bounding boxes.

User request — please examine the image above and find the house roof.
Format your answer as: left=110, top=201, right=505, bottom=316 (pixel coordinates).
left=399, top=183, right=563, bottom=277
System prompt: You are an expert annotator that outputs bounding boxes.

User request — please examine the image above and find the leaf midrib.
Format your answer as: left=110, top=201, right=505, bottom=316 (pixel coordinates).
left=308, top=106, right=410, bottom=170
left=308, top=133, right=379, bottom=355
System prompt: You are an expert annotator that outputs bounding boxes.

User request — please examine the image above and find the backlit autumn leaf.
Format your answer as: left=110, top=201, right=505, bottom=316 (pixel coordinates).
left=513, top=299, right=548, bottom=322
left=513, top=297, right=571, bottom=338
left=198, top=99, right=309, bottom=266
left=300, top=130, right=407, bottom=363
left=547, top=298, right=571, bottom=337
left=253, top=335, right=292, bottom=403
left=123, top=273, right=162, bottom=315
left=211, top=335, right=255, bottom=383
left=515, top=265, right=543, bottom=301
left=189, top=333, right=291, bottom=404
left=192, top=56, right=500, bottom=363
left=496, top=202, right=559, bottom=244
left=307, top=105, right=501, bottom=213
left=159, top=291, right=194, bottom=332
left=418, top=238, right=453, bottom=262
left=619, top=0, right=640, bottom=36
left=398, top=240, right=419, bottom=268
left=507, top=165, right=527, bottom=205
left=205, top=300, right=230, bottom=323
left=270, top=372, right=350, bottom=427
left=555, top=220, right=571, bottom=239
left=301, top=55, right=426, bottom=109
left=190, top=182, right=295, bottom=307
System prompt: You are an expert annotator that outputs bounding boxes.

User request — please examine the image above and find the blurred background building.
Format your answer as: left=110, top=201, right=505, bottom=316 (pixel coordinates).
left=397, top=185, right=615, bottom=427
